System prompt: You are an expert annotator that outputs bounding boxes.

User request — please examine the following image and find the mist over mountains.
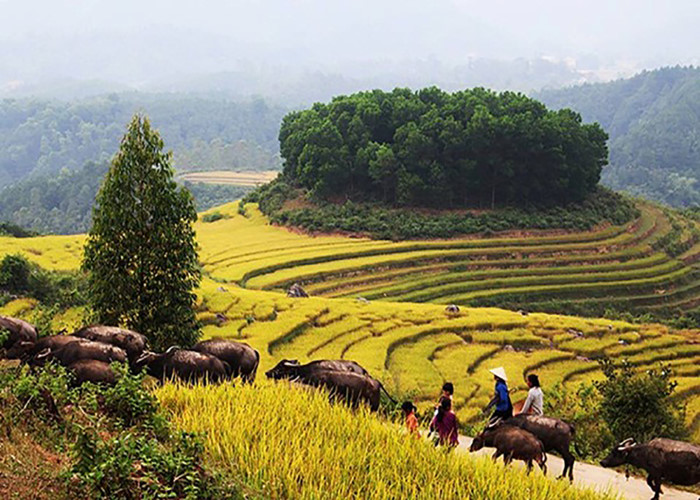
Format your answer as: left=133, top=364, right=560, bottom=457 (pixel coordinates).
left=2, top=0, right=698, bottom=103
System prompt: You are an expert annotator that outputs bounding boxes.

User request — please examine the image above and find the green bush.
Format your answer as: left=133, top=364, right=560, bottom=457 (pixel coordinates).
left=70, top=429, right=231, bottom=500
left=100, top=363, right=166, bottom=433
left=594, top=359, right=688, bottom=443
left=201, top=211, right=227, bottom=223
left=279, top=87, right=608, bottom=208
left=252, top=182, right=638, bottom=240
left=0, top=362, right=238, bottom=499
left=0, top=221, right=37, bottom=237
left=0, top=253, right=32, bottom=292
left=544, top=382, right=614, bottom=459
left=0, top=253, right=88, bottom=308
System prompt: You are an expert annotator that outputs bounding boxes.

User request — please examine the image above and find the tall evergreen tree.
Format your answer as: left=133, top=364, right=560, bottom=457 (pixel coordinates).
left=82, top=115, right=201, bottom=350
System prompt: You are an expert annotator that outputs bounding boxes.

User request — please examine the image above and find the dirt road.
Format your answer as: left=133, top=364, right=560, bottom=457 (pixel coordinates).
left=458, top=436, right=697, bottom=500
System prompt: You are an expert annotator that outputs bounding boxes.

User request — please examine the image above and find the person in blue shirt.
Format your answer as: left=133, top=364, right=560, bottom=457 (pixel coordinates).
left=483, top=367, right=512, bottom=424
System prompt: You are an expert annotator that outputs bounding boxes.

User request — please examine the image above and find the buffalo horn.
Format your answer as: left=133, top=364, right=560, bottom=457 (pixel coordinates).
left=34, top=348, right=52, bottom=360
left=135, top=350, right=153, bottom=364
left=165, top=345, right=181, bottom=355
left=617, top=438, right=636, bottom=451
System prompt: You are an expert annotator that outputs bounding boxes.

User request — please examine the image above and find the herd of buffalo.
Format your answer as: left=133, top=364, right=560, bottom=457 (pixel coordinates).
left=1, top=314, right=699, bottom=499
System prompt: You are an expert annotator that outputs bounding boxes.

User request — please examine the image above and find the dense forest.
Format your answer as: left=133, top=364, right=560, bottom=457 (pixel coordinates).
left=279, top=87, right=608, bottom=208
left=0, top=161, right=251, bottom=234
left=0, top=94, right=284, bottom=189
left=537, top=66, right=700, bottom=207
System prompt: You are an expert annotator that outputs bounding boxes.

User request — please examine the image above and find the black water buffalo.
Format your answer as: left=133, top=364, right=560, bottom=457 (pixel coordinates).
left=6, top=334, right=81, bottom=364
left=3, top=340, right=36, bottom=360
left=136, top=347, right=230, bottom=383
left=505, top=414, right=578, bottom=481
left=72, top=325, right=148, bottom=364
left=287, top=283, right=309, bottom=298
left=601, top=438, right=700, bottom=500
left=0, top=315, right=37, bottom=350
left=42, top=339, right=127, bottom=367
left=267, top=359, right=369, bottom=378
left=265, top=359, right=394, bottom=411
left=192, top=339, right=259, bottom=383
left=68, top=359, right=117, bottom=386
left=470, top=424, right=547, bottom=474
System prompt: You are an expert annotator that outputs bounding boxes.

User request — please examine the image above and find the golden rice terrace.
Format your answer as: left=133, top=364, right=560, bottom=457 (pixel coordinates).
left=1, top=200, right=699, bottom=441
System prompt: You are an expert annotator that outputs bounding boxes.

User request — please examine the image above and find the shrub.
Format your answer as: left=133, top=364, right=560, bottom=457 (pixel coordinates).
left=100, top=363, right=165, bottom=432
left=0, top=253, right=88, bottom=309
left=594, top=359, right=688, bottom=443
left=254, top=183, right=639, bottom=239
left=70, top=429, right=229, bottom=500
left=0, top=221, right=37, bottom=237
left=201, top=211, right=227, bottom=223
left=544, top=382, right=614, bottom=459
left=0, top=362, right=237, bottom=499
left=0, top=254, right=32, bottom=293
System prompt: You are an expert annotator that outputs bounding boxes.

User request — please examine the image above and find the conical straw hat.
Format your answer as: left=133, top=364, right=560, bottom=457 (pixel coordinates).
left=489, top=367, right=508, bottom=381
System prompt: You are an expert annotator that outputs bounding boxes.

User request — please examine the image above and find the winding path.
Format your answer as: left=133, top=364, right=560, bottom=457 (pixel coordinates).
left=457, top=436, right=697, bottom=500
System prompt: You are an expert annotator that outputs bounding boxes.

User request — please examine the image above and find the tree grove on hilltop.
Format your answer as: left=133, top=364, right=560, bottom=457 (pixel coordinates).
left=279, top=87, right=609, bottom=208
left=82, top=115, right=201, bottom=350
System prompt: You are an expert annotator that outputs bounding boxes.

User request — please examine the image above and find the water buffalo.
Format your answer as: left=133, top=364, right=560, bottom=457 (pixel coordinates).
left=72, top=325, right=148, bottom=364
left=265, top=359, right=395, bottom=411
left=267, top=359, right=369, bottom=377
left=470, top=424, right=547, bottom=474
left=6, top=334, right=81, bottom=364
left=3, top=340, right=36, bottom=360
left=287, top=283, right=309, bottom=298
left=445, top=304, right=460, bottom=314
left=601, top=438, right=700, bottom=500
left=192, top=339, right=259, bottom=383
left=0, top=315, right=37, bottom=350
left=505, top=414, right=578, bottom=480
left=136, top=347, right=230, bottom=383
left=41, top=339, right=127, bottom=367
left=68, top=359, right=117, bottom=386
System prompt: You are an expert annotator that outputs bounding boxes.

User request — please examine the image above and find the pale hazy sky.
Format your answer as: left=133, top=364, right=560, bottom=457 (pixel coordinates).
left=0, top=0, right=697, bottom=92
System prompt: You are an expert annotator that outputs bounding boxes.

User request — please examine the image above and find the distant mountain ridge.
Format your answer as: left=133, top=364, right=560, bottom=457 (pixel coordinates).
left=0, top=94, right=284, bottom=189
left=536, top=66, right=700, bottom=207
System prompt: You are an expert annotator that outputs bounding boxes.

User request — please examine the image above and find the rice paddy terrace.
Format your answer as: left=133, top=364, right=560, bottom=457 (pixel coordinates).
left=210, top=201, right=700, bottom=320
left=1, top=200, right=699, bottom=441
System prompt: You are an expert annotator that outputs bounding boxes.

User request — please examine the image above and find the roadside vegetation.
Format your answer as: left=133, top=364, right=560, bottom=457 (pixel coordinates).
left=0, top=361, right=238, bottom=499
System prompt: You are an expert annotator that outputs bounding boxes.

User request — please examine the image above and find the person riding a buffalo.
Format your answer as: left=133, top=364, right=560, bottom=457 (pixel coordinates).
left=484, top=367, right=512, bottom=423
left=518, top=373, right=544, bottom=416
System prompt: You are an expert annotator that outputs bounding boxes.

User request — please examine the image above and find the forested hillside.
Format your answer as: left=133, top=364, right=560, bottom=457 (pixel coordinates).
left=280, top=87, right=607, bottom=208
left=0, top=161, right=251, bottom=234
left=537, top=66, right=700, bottom=207
left=0, top=94, right=284, bottom=188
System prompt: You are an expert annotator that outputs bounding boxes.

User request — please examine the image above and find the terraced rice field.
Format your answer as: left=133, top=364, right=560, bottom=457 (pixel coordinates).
left=199, top=279, right=700, bottom=439
left=1, top=199, right=698, bottom=441
left=178, top=170, right=279, bottom=186
left=205, top=201, right=700, bottom=320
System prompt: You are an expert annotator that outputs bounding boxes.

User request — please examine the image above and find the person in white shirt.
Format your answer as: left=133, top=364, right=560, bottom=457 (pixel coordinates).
left=519, top=374, right=543, bottom=416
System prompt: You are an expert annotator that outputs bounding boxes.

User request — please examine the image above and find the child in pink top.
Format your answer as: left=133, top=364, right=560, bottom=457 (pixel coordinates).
left=430, top=398, right=459, bottom=448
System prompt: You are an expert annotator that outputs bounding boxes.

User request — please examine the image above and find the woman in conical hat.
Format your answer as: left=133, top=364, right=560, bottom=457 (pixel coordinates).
left=484, top=367, right=513, bottom=424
